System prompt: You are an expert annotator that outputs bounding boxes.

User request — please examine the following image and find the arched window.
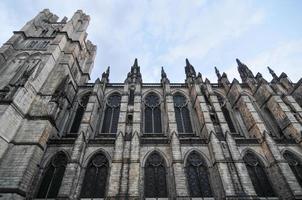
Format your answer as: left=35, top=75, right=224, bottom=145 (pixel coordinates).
left=144, top=152, right=167, bottom=198
left=80, top=153, right=109, bottom=198
left=283, top=151, right=302, bottom=187
left=216, top=94, right=236, bottom=133
left=173, top=93, right=193, bottom=133
left=70, top=94, right=90, bottom=133
left=243, top=152, right=275, bottom=197
left=185, top=151, right=212, bottom=197
left=36, top=152, right=68, bottom=198
left=144, top=92, right=162, bottom=133
left=101, top=93, right=121, bottom=133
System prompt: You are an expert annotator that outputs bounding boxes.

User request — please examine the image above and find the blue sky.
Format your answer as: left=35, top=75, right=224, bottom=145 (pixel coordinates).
left=0, top=0, right=301, bottom=83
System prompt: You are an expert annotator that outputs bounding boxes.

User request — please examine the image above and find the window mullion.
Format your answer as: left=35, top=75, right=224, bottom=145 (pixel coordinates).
left=109, top=107, right=114, bottom=133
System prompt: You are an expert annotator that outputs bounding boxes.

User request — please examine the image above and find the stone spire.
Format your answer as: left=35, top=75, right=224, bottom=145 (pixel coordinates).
left=185, top=58, right=196, bottom=79
left=236, top=58, right=254, bottom=82
left=267, top=66, right=278, bottom=80
left=101, top=66, right=110, bottom=82
left=215, top=66, right=222, bottom=80
left=161, top=66, right=169, bottom=84
left=125, top=58, right=142, bottom=83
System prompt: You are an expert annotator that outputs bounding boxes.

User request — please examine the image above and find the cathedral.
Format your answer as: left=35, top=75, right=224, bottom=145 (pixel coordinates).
left=0, top=9, right=302, bottom=200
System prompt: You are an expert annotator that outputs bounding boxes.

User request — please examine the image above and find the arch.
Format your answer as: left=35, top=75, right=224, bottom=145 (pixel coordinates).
left=82, top=148, right=112, bottom=168
left=144, top=92, right=162, bottom=133
left=171, top=89, right=190, bottom=100
left=243, top=151, right=275, bottom=197
left=69, top=92, right=91, bottom=133
left=142, top=149, right=170, bottom=168
left=144, top=151, right=168, bottom=198
left=185, top=150, right=213, bottom=197
left=36, top=151, right=68, bottom=198
left=173, top=92, right=193, bottom=133
left=80, top=151, right=110, bottom=198
left=183, top=148, right=212, bottom=167
left=282, top=150, right=302, bottom=187
left=142, top=89, right=163, bottom=101
left=101, top=92, right=121, bottom=133
left=104, top=89, right=122, bottom=99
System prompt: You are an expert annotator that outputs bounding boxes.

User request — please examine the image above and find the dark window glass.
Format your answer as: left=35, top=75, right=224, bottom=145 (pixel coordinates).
left=70, top=94, right=90, bottom=133
left=185, top=151, right=212, bottom=197
left=144, top=93, right=162, bottom=133
left=129, top=89, right=134, bottom=105
left=36, top=152, right=68, bottom=198
left=101, top=93, right=121, bottom=133
left=243, top=152, right=275, bottom=197
left=173, top=94, right=193, bottom=133
left=284, top=151, right=302, bottom=187
left=144, top=152, right=167, bottom=198
left=80, top=153, right=109, bottom=198
left=217, top=95, right=236, bottom=133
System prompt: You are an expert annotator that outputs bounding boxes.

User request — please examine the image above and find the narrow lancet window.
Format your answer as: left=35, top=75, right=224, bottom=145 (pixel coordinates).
left=144, top=92, right=162, bottom=133
left=173, top=93, right=193, bottom=133
left=101, top=93, right=121, bottom=133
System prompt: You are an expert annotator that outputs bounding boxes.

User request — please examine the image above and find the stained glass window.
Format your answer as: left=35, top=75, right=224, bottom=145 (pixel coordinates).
left=144, top=93, right=162, bottom=133
left=283, top=151, right=302, bottom=187
left=185, top=151, right=212, bottom=197
left=144, top=152, right=167, bottom=197
left=173, top=93, right=193, bottom=133
left=80, top=153, right=109, bottom=198
left=36, top=152, right=68, bottom=198
left=243, top=152, right=275, bottom=197
left=70, top=94, right=90, bottom=133
left=101, top=93, right=121, bottom=133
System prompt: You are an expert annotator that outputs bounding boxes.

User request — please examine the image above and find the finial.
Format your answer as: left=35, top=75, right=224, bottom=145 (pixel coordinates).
left=205, top=78, right=210, bottom=84
left=161, top=66, right=167, bottom=79
left=214, top=66, right=221, bottom=79
left=133, top=58, right=138, bottom=67
left=267, top=66, right=278, bottom=79
left=236, top=58, right=242, bottom=65
left=106, top=66, right=110, bottom=74
left=185, top=58, right=190, bottom=66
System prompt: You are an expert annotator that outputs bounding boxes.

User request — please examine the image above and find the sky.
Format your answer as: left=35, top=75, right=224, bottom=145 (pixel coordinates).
left=0, top=0, right=301, bottom=83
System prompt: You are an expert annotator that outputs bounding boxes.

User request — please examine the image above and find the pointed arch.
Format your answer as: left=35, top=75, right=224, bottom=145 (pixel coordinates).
left=36, top=151, right=68, bottom=198
left=243, top=151, right=275, bottom=197
left=283, top=150, right=302, bottom=187
left=173, top=92, right=193, bottom=133
left=185, top=150, right=213, bottom=197
left=69, top=92, right=91, bottom=133
left=144, top=151, right=168, bottom=198
left=144, top=92, right=162, bottom=133
left=80, top=151, right=110, bottom=198
left=101, top=92, right=121, bottom=133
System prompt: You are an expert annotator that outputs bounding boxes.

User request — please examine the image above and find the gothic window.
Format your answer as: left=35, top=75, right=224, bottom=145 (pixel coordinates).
left=243, top=152, right=275, bottom=197
left=36, top=152, right=68, bottom=198
left=70, top=94, right=90, bottom=133
left=283, top=151, right=302, bottom=187
left=144, top=92, right=162, bottom=133
left=217, top=95, right=236, bottom=133
left=80, top=153, right=109, bottom=198
left=185, top=151, right=213, bottom=197
left=144, top=152, right=167, bottom=198
left=173, top=93, right=193, bottom=133
left=101, top=93, right=121, bottom=133
left=129, top=89, right=134, bottom=105
left=262, top=107, right=283, bottom=137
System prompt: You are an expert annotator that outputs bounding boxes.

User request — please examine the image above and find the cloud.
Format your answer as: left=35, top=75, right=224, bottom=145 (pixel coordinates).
left=225, top=39, right=302, bottom=82
left=0, top=0, right=300, bottom=84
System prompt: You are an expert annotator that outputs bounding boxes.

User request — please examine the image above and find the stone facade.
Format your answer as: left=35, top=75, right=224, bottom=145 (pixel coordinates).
left=0, top=9, right=302, bottom=200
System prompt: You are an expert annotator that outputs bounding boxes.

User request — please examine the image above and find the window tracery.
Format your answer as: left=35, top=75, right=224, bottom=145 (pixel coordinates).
left=144, top=152, right=167, bottom=198
left=36, top=152, right=67, bottom=198
left=70, top=94, right=90, bottom=133
left=80, top=153, right=109, bottom=198
left=173, top=93, right=193, bottom=133
left=101, top=93, right=121, bottom=133
left=144, top=92, right=162, bottom=133
left=283, top=151, right=302, bottom=187
left=243, top=152, right=275, bottom=197
left=185, top=151, right=212, bottom=197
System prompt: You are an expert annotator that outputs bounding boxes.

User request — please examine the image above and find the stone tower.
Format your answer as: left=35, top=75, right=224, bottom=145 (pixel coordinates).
left=0, top=9, right=302, bottom=200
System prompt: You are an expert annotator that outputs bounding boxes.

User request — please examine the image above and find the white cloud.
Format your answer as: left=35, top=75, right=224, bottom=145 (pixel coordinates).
left=225, top=39, right=302, bottom=83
